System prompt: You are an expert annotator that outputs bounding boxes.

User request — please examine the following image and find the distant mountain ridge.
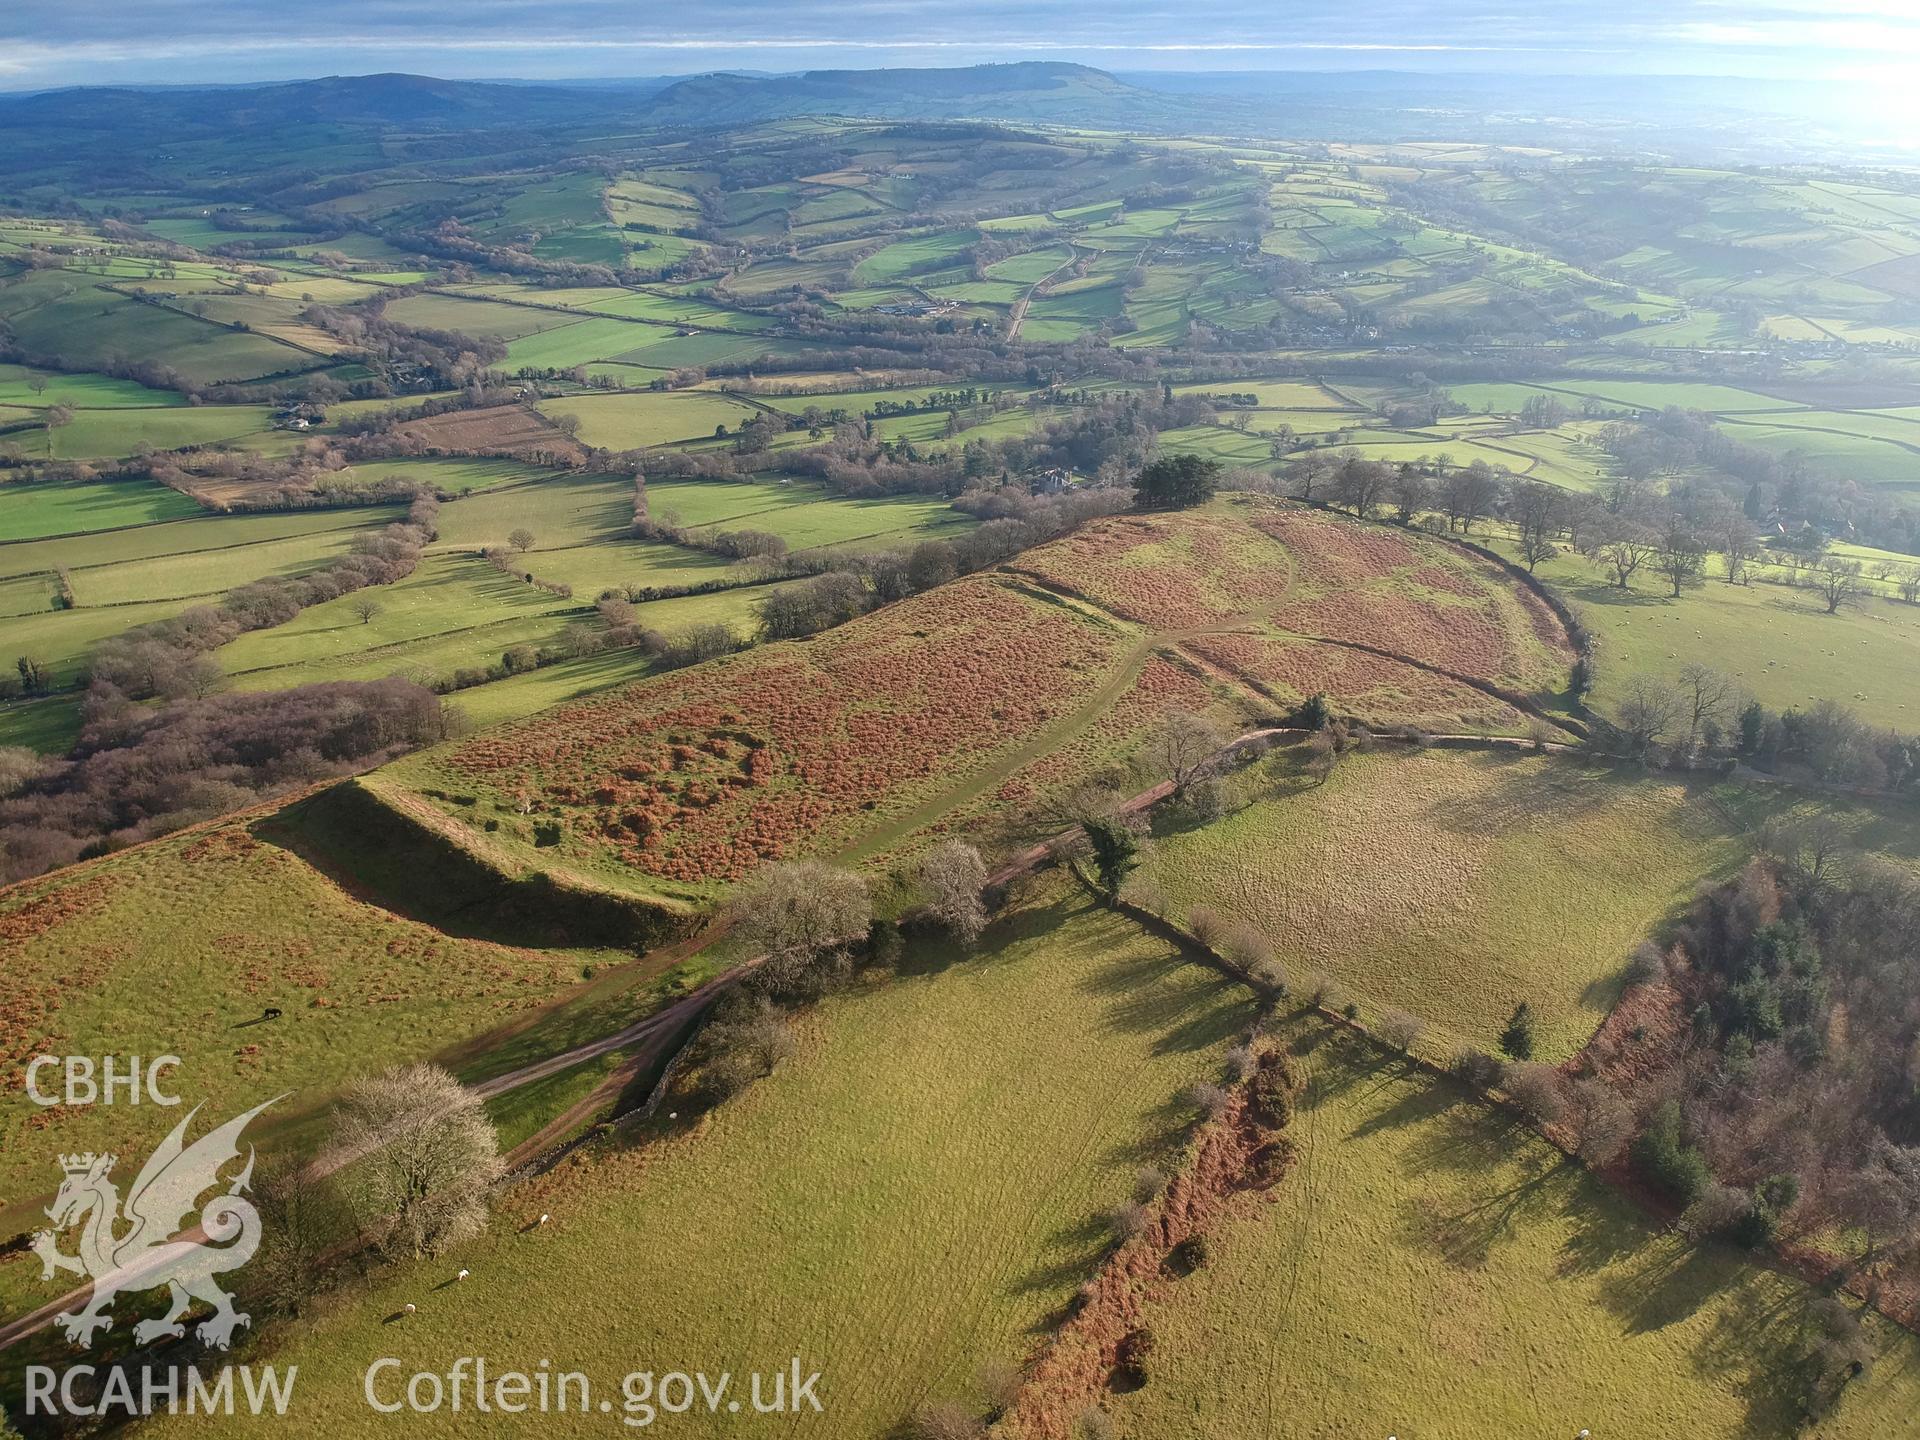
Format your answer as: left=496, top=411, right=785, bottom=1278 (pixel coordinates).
left=0, top=64, right=1172, bottom=132
left=0, top=64, right=1887, bottom=172
left=644, top=61, right=1184, bottom=125
left=0, top=73, right=606, bottom=132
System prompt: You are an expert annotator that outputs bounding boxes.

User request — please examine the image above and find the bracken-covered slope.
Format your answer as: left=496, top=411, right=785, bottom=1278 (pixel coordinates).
left=386, top=500, right=1577, bottom=898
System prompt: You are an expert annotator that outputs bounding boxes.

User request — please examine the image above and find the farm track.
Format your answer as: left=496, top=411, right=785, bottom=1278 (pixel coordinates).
left=998, top=552, right=1581, bottom=740
left=1006, top=245, right=1086, bottom=341
left=0, top=956, right=737, bottom=1357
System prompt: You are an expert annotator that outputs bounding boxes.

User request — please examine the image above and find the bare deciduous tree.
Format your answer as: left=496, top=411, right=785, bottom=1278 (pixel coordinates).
left=1389, top=464, right=1430, bottom=525
left=1133, top=1166, right=1169, bottom=1203
left=1654, top=518, right=1707, bottom=597
left=700, top=992, right=795, bottom=1098
left=1154, top=708, right=1226, bottom=799
left=1106, top=1201, right=1151, bottom=1244
left=1440, top=461, right=1504, bottom=533
left=1187, top=903, right=1228, bottom=949
left=249, top=1160, right=342, bottom=1317
left=329, top=1063, right=503, bottom=1258
left=1717, top=512, right=1756, bottom=586
left=1377, top=1008, right=1425, bottom=1053
left=1185, top=1081, right=1231, bottom=1119
left=1835, top=1135, right=1920, bottom=1269
left=1221, top=920, right=1274, bottom=978
left=1616, top=677, right=1685, bottom=757
left=920, top=839, right=989, bottom=946
left=1563, top=1077, right=1634, bottom=1168
left=1678, top=1183, right=1753, bottom=1243
left=1511, top=480, right=1560, bottom=572
left=975, top=1357, right=1022, bottom=1421
left=1590, top=521, right=1657, bottom=590
left=1502, top=1061, right=1565, bottom=1125
left=908, top=1399, right=985, bottom=1440
left=1809, top=556, right=1866, bottom=615
left=730, top=860, right=872, bottom=989
left=1676, top=662, right=1736, bottom=753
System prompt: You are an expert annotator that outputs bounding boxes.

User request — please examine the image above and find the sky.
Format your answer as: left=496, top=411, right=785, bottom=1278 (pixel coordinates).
left=4, top=0, right=1920, bottom=92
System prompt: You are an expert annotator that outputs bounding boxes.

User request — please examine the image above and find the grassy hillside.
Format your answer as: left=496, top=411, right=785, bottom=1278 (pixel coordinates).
left=1140, top=747, right=1742, bottom=1058
left=386, top=504, right=1580, bottom=901
left=1102, top=1020, right=1920, bottom=1440
left=0, top=808, right=630, bottom=1226
left=142, top=888, right=1257, bottom=1439
left=390, top=571, right=1144, bottom=899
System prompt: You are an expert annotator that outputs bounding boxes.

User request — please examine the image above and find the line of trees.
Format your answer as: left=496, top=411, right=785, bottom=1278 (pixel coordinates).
left=753, top=485, right=1129, bottom=642
left=0, top=677, right=453, bottom=882
left=1597, top=660, right=1919, bottom=794
left=70, top=494, right=439, bottom=707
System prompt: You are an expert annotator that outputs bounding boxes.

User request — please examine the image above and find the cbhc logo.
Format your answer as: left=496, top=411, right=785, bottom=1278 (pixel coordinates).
left=24, top=1056, right=183, bottom=1107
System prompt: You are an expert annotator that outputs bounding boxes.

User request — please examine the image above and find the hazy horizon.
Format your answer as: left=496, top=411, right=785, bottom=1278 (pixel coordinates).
left=6, top=1, right=1920, bottom=94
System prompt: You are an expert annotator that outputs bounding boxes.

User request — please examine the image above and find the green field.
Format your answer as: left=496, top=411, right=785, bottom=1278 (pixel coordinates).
left=1108, top=1017, right=1920, bottom=1440
left=0, top=364, right=185, bottom=408
left=648, top=476, right=974, bottom=552
left=0, top=475, right=202, bottom=539
left=325, top=457, right=556, bottom=496
left=538, top=391, right=762, bottom=449
left=0, top=505, right=388, bottom=579
left=144, top=888, right=1256, bottom=1439
left=1141, top=747, right=1742, bottom=1059
left=0, top=270, right=321, bottom=386
left=1504, top=543, right=1920, bottom=730
left=384, top=293, right=587, bottom=342
left=218, top=553, right=580, bottom=689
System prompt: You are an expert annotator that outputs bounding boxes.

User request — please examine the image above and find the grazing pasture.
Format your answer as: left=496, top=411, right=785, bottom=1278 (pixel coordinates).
left=0, top=476, right=201, bottom=539
left=0, top=816, right=609, bottom=1227
left=0, top=364, right=183, bottom=408
left=140, top=890, right=1257, bottom=1440
left=1106, top=1019, right=1920, bottom=1440
left=1506, top=544, right=1920, bottom=731
left=1141, top=747, right=1741, bottom=1058
left=0, top=271, right=321, bottom=386
left=537, top=391, right=762, bottom=449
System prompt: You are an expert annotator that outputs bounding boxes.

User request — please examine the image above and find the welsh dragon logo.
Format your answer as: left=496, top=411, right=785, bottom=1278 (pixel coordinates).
left=31, top=1097, right=281, bottom=1350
